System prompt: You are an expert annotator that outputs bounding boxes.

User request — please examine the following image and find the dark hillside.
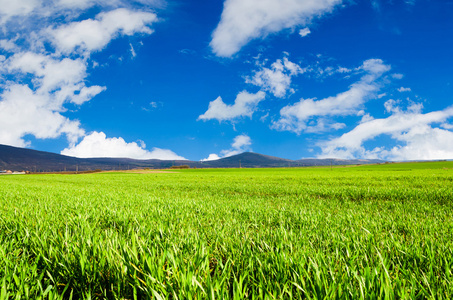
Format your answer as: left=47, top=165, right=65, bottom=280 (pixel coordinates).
left=0, top=144, right=385, bottom=172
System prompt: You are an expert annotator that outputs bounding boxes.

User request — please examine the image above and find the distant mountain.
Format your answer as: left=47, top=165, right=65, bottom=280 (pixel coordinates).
left=0, top=144, right=385, bottom=172
left=201, top=152, right=292, bottom=168
left=0, top=144, right=188, bottom=172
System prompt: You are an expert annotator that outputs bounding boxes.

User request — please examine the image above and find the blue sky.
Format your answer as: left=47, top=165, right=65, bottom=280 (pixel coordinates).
left=0, top=0, right=452, bottom=161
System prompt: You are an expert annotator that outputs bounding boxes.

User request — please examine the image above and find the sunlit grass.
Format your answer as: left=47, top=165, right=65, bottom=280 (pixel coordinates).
left=1, top=163, right=453, bottom=299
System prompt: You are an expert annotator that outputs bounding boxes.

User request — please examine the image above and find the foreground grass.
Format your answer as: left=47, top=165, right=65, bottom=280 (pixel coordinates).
left=1, top=164, right=453, bottom=299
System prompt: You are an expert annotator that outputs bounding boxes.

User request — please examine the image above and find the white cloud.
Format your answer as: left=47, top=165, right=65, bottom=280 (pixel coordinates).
left=129, top=43, right=137, bottom=58
left=46, top=8, right=157, bottom=55
left=61, top=131, right=186, bottom=160
left=210, top=0, right=342, bottom=57
left=231, top=134, right=251, bottom=149
left=198, top=90, right=265, bottom=122
left=0, top=0, right=162, bottom=25
left=441, top=123, right=453, bottom=130
left=385, top=99, right=423, bottom=115
left=6, top=52, right=105, bottom=100
left=319, top=107, right=453, bottom=161
left=272, top=59, right=391, bottom=133
left=360, top=113, right=374, bottom=123
left=0, top=39, right=19, bottom=51
left=201, top=154, right=221, bottom=161
left=303, top=62, right=352, bottom=78
left=384, top=99, right=401, bottom=114
left=201, top=134, right=252, bottom=161
left=0, top=52, right=105, bottom=147
left=246, top=56, right=304, bottom=98
left=0, top=2, right=159, bottom=150
left=0, top=0, right=39, bottom=23
left=337, top=67, right=351, bottom=73
left=397, top=86, right=411, bottom=92
left=0, top=84, right=85, bottom=147
left=303, top=119, right=346, bottom=133
left=260, top=112, right=270, bottom=122
left=299, top=27, right=311, bottom=37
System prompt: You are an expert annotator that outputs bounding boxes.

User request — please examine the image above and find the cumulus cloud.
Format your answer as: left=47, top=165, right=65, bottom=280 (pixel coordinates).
left=0, top=52, right=105, bottom=147
left=5, top=52, right=105, bottom=101
left=246, top=56, right=305, bottom=98
left=299, top=27, right=311, bottom=37
left=201, top=134, right=252, bottom=161
left=210, top=0, right=342, bottom=57
left=198, top=90, right=265, bottom=122
left=227, top=134, right=252, bottom=155
left=0, top=84, right=85, bottom=147
left=272, top=59, right=391, bottom=134
left=46, top=8, right=157, bottom=55
left=384, top=99, right=401, bottom=114
left=61, top=131, right=186, bottom=160
left=319, top=106, right=453, bottom=161
left=0, top=1, right=158, bottom=149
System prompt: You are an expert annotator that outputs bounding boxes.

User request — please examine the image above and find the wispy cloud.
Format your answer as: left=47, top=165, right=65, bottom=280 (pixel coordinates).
left=397, top=86, right=411, bottom=92
left=130, top=43, right=137, bottom=58
left=0, top=0, right=163, bottom=26
left=272, top=59, right=391, bottom=134
left=319, top=106, right=453, bottom=161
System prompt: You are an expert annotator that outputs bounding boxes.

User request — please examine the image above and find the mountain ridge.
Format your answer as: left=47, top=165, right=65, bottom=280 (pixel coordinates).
left=0, top=144, right=385, bottom=172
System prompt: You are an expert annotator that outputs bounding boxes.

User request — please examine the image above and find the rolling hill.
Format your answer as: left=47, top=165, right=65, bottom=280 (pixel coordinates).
left=0, top=144, right=384, bottom=172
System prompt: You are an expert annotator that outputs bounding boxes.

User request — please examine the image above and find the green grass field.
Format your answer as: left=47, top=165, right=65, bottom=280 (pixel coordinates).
left=1, top=162, right=453, bottom=299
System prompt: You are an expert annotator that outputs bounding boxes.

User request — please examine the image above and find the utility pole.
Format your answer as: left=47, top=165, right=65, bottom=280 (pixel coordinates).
left=330, top=159, right=332, bottom=171
left=76, top=165, right=78, bottom=174
left=239, top=160, right=241, bottom=169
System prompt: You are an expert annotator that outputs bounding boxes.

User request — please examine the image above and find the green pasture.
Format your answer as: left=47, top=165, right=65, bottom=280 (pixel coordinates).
left=1, top=162, right=453, bottom=299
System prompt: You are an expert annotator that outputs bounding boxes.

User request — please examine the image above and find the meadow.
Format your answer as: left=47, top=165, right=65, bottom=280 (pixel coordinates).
left=1, top=162, right=453, bottom=299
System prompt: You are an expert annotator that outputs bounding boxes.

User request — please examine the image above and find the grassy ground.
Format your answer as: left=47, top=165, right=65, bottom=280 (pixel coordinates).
left=1, top=163, right=453, bottom=299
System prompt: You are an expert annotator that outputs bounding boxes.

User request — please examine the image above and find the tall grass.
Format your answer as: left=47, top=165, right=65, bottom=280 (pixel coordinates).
left=1, top=164, right=453, bottom=299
